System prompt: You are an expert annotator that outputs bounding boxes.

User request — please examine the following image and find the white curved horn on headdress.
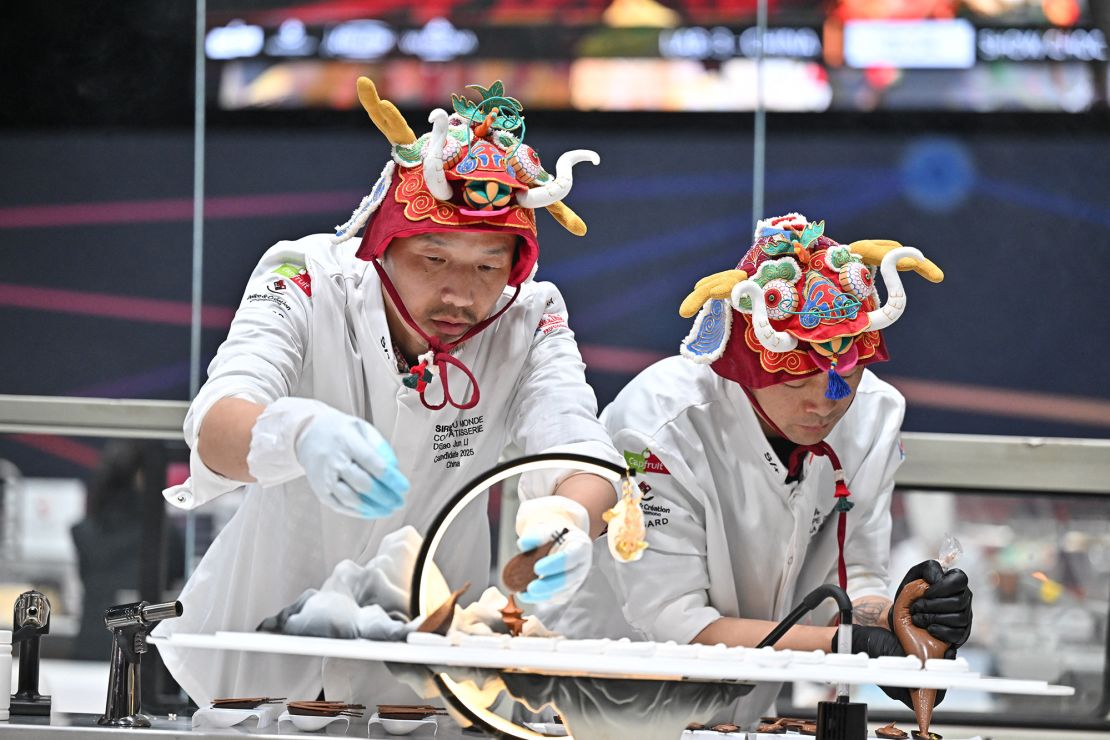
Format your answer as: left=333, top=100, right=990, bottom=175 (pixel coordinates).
left=731, top=281, right=799, bottom=353
left=866, top=246, right=925, bottom=332
left=422, top=109, right=453, bottom=201
left=514, top=150, right=600, bottom=209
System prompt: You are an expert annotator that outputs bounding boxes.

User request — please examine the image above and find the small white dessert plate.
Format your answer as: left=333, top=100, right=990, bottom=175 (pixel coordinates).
left=368, top=711, right=438, bottom=736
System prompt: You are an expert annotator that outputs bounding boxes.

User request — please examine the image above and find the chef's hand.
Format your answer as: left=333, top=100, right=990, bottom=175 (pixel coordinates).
left=248, top=397, right=409, bottom=518
left=836, top=627, right=946, bottom=709
left=889, top=560, right=973, bottom=657
left=514, top=497, right=592, bottom=605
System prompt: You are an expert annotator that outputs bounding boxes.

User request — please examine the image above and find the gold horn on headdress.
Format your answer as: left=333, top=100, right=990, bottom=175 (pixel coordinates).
left=848, top=239, right=944, bottom=283
left=545, top=202, right=588, bottom=236
left=356, top=77, right=416, bottom=146
left=678, top=269, right=748, bottom=318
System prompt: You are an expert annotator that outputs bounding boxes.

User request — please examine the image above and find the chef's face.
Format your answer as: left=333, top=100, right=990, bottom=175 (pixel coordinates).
left=749, top=366, right=863, bottom=445
left=382, top=231, right=517, bottom=349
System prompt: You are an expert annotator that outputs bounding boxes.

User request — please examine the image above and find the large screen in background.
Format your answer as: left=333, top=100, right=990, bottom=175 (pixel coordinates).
left=206, top=0, right=1108, bottom=113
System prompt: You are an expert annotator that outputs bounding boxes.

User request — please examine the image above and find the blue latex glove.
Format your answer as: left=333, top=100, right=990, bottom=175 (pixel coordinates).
left=514, top=497, right=592, bottom=605
left=248, top=397, right=409, bottom=519
left=295, top=408, right=409, bottom=518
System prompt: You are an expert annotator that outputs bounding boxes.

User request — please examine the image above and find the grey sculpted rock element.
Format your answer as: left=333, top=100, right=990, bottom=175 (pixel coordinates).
left=258, top=526, right=441, bottom=640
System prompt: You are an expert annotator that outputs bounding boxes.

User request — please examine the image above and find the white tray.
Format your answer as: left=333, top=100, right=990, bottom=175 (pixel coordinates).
left=151, top=631, right=1073, bottom=697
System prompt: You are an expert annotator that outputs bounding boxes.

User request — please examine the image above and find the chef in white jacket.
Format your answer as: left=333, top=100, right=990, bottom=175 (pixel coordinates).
left=560, top=214, right=974, bottom=727
left=154, top=78, right=621, bottom=706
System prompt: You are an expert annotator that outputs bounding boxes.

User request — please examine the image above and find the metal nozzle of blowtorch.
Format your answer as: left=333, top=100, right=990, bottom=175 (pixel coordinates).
left=103, top=600, right=182, bottom=631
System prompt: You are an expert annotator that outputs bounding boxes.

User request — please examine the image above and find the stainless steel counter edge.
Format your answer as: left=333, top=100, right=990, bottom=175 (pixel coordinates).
left=4, top=715, right=1110, bottom=740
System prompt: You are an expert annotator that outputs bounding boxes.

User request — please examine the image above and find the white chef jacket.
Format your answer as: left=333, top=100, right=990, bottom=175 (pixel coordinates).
left=154, top=234, right=619, bottom=707
left=551, top=356, right=903, bottom=727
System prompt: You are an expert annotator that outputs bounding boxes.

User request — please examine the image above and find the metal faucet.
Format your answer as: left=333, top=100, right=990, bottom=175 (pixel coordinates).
left=98, top=600, right=182, bottom=728
left=10, top=590, right=52, bottom=715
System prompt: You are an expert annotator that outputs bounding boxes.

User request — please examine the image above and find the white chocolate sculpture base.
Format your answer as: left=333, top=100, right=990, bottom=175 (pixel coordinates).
left=154, top=631, right=1073, bottom=697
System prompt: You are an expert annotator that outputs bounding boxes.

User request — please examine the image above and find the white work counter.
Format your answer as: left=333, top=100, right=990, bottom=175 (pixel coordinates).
left=4, top=714, right=1110, bottom=740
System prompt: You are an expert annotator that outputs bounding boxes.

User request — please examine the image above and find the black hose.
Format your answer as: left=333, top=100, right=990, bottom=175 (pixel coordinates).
left=756, top=583, right=853, bottom=650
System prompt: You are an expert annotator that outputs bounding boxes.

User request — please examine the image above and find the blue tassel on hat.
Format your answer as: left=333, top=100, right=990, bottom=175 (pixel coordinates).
left=825, top=356, right=851, bottom=400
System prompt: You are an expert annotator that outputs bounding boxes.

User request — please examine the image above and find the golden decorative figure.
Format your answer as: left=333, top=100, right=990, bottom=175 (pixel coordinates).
left=602, top=472, right=648, bottom=563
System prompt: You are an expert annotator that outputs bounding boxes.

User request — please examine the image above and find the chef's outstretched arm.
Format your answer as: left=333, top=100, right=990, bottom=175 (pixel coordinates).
left=507, top=284, right=622, bottom=527
left=694, top=616, right=836, bottom=652
left=200, top=394, right=408, bottom=519
left=554, top=472, right=618, bottom=539
left=181, top=246, right=406, bottom=518
left=507, top=284, right=622, bottom=603
left=198, top=397, right=263, bottom=482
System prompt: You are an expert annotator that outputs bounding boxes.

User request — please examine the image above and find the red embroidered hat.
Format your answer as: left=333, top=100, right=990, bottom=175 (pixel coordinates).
left=679, top=213, right=944, bottom=399
left=334, top=78, right=598, bottom=287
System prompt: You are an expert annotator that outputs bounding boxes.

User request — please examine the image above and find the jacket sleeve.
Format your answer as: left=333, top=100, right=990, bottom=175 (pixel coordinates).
left=605, top=431, right=722, bottom=644
left=164, top=244, right=313, bottom=510
left=509, top=282, right=623, bottom=500
left=840, top=383, right=906, bottom=600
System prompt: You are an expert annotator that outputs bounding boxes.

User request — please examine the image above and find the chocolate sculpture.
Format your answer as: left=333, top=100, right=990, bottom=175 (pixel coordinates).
left=502, top=534, right=561, bottom=593
left=500, top=594, right=525, bottom=636
left=875, top=721, right=910, bottom=739
left=416, top=582, right=470, bottom=636
left=891, top=579, right=948, bottom=739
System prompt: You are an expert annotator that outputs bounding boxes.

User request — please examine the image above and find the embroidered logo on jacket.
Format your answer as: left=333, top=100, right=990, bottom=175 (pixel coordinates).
left=536, top=313, right=567, bottom=336
left=273, top=263, right=312, bottom=297
left=623, top=448, right=670, bottom=475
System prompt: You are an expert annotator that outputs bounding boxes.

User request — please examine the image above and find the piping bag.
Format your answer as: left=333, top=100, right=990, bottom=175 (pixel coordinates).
left=892, top=535, right=962, bottom=739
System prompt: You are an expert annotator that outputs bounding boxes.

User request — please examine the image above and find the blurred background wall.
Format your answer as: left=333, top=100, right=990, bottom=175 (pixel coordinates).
left=2, top=0, right=1108, bottom=479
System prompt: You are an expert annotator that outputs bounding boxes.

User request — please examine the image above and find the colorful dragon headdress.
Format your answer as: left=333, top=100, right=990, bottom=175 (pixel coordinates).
left=334, top=78, right=597, bottom=287
left=679, top=213, right=944, bottom=399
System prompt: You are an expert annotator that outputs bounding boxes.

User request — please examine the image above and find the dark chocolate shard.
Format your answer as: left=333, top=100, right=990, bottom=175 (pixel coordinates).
left=502, top=538, right=559, bottom=593
left=211, top=697, right=284, bottom=709
left=416, top=582, right=471, bottom=635
left=287, top=700, right=364, bottom=718
left=376, top=704, right=443, bottom=720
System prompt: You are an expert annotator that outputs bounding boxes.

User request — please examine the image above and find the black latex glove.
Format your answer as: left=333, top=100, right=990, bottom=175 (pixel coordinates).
left=889, top=559, right=973, bottom=657
left=834, top=626, right=945, bottom=709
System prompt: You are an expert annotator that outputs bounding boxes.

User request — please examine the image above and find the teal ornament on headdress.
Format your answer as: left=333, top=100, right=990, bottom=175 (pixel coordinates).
left=797, top=274, right=861, bottom=329
left=451, top=81, right=523, bottom=131
left=798, top=220, right=825, bottom=249
left=761, top=234, right=796, bottom=257
left=463, top=180, right=513, bottom=210
left=454, top=81, right=528, bottom=176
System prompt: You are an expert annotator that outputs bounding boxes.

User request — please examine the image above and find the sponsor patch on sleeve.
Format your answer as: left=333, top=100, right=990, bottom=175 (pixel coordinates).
left=272, top=263, right=312, bottom=296
left=623, top=448, right=670, bottom=475
left=536, top=312, right=568, bottom=336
